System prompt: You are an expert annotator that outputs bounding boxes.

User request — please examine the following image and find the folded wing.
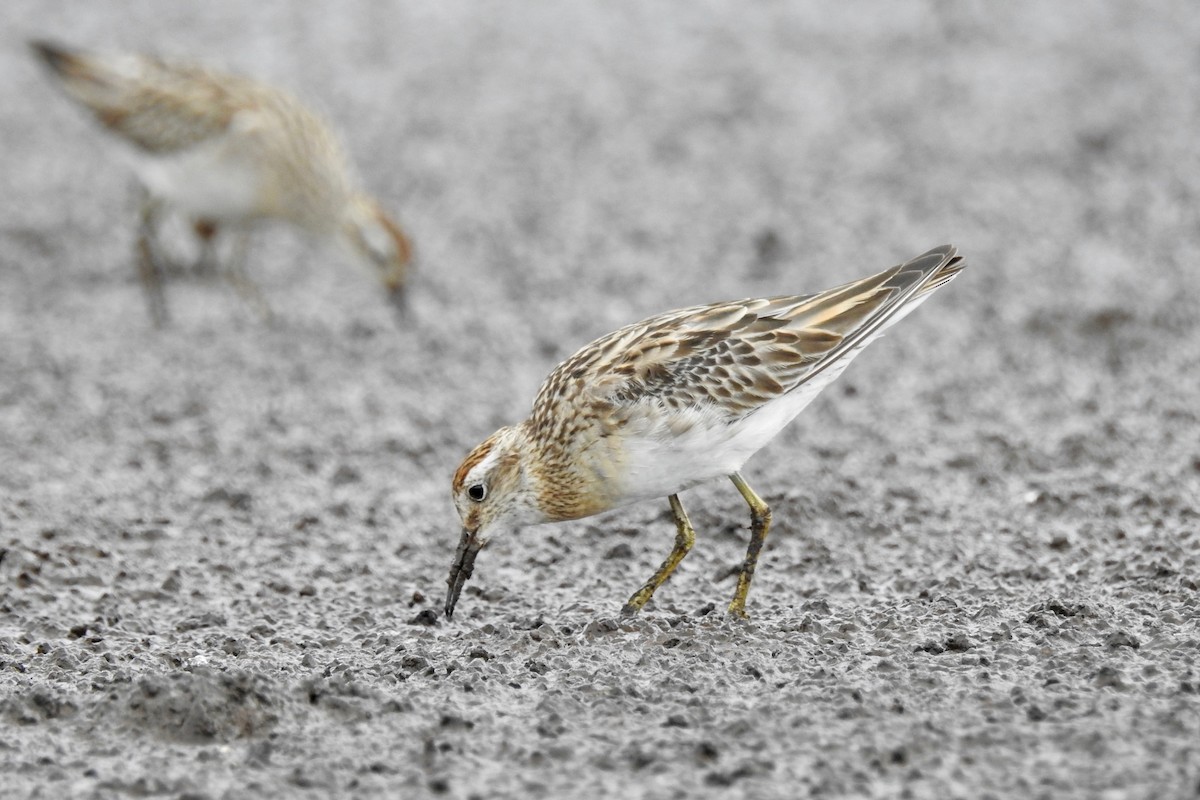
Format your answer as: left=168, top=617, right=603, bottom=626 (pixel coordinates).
left=537, top=244, right=964, bottom=422
left=31, top=40, right=247, bottom=153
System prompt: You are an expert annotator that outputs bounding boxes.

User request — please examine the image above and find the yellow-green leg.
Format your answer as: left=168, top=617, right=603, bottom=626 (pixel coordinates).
left=727, top=471, right=772, bottom=619
left=135, top=191, right=169, bottom=327
left=222, top=230, right=273, bottom=322
left=192, top=219, right=220, bottom=277
left=621, top=494, right=695, bottom=616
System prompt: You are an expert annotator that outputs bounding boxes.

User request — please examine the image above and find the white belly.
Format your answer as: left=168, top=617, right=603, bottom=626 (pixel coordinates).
left=611, top=324, right=894, bottom=506
left=126, top=138, right=262, bottom=221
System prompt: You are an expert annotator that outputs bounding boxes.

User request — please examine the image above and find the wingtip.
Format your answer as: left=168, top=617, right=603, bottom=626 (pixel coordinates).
left=29, top=39, right=70, bottom=68
left=922, top=243, right=958, bottom=261
left=925, top=245, right=967, bottom=291
left=940, top=243, right=964, bottom=268
left=29, top=39, right=89, bottom=80
left=915, top=243, right=964, bottom=272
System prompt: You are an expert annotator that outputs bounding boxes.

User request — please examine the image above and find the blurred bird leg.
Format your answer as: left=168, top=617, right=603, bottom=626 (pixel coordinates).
left=135, top=189, right=168, bottom=326
left=222, top=230, right=272, bottom=321
left=192, top=219, right=220, bottom=277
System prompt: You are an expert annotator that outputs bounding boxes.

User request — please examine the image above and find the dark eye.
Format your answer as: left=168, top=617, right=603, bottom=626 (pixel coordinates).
left=467, top=483, right=487, bottom=502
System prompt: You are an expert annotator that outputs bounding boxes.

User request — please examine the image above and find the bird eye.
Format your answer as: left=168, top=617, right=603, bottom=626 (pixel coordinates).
left=467, top=483, right=487, bottom=502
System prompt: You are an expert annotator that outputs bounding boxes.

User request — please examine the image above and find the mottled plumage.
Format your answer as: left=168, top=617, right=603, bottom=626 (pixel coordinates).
left=31, top=40, right=413, bottom=324
left=447, top=245, right=966, bottom=619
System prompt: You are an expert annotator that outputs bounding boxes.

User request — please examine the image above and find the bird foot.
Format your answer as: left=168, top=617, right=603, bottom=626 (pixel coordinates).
left=726, top=602, right=750, bottom=621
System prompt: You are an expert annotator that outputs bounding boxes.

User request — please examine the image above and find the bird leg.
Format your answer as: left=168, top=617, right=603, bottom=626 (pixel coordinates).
left=727, top=471, right=772, bottom=619
left=135, top=191, right=169, bottom=327
left=387, top=282, right=412, bottom=327
left=192, top=219, right=220, bottom=277
left=221, top=230, right=273, bottom=322
left=621, top=494, right=695, bottom=616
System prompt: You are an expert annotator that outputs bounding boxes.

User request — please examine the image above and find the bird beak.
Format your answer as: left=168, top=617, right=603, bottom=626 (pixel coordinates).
left=386, top=281, right=410, bottom=323
left=445, top=528, right=482, bottom=618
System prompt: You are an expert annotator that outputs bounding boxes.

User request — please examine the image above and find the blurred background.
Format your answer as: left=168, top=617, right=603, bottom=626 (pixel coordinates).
left=1, top=2, right=1197, bottom=797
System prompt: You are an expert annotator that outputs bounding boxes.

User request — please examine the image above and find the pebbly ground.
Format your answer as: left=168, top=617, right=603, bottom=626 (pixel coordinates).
left=1, top=2, right=1199, bottom=798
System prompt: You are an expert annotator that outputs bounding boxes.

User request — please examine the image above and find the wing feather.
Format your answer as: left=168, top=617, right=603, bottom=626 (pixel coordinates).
left=533, top=245, right=964, bottom=425
left=33, top=41, right=260, bottom=153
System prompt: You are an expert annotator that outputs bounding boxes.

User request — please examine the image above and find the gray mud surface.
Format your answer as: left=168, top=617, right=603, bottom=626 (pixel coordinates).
left=2, top=3, right=1199, bottom=798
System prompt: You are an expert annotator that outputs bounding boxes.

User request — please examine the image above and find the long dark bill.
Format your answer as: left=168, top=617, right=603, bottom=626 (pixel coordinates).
left=387, top=284, right=412, bottom=327
left=444, top=529, right=481, bottom=619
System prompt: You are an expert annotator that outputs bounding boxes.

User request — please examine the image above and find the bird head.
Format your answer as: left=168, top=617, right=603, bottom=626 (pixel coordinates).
left=341, top=195, right=414, bottom=318
left=445, top=425, right=543, bottom=618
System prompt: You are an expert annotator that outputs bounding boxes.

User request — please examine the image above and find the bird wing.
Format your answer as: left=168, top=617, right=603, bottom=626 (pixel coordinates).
left=32, top=41, right=258, bottom=153
left=534, top=245, right=964, bottom=421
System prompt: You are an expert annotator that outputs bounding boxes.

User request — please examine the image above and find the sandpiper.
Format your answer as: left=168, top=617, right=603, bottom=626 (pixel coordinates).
left=31, top=40, right=413, bottom=325
left=446, top=245, right=966, bottom=619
